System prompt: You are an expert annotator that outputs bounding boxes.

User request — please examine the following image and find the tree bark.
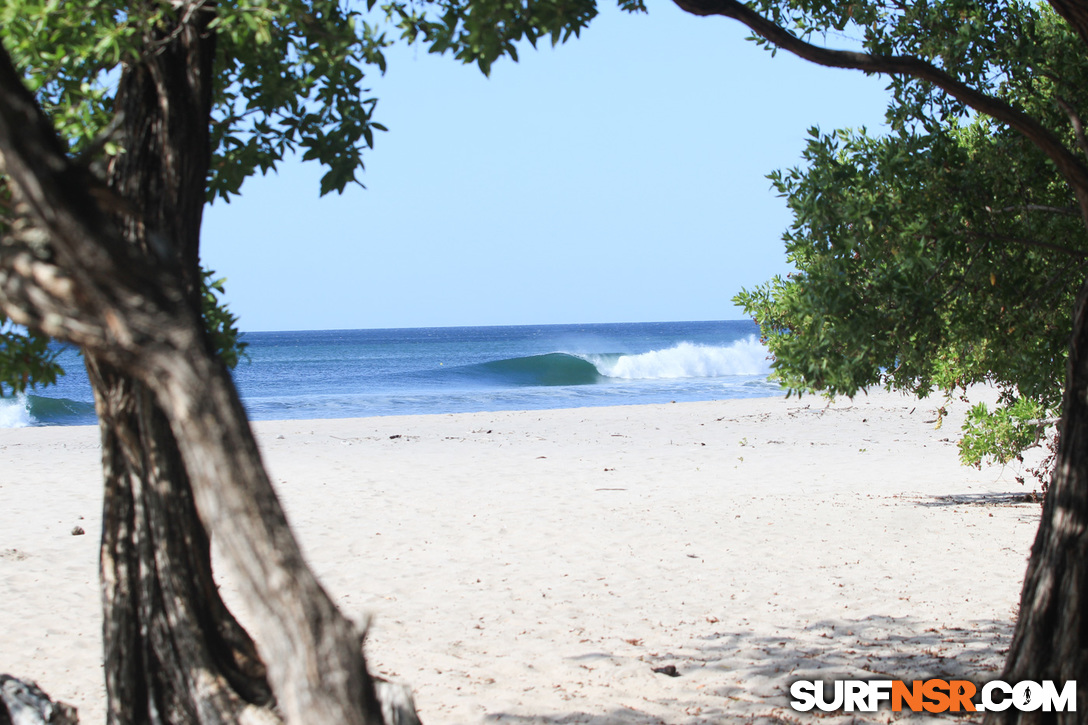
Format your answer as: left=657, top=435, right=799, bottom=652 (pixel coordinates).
left=84, top=7, right=275, bottom=724
left=1051, top=0, right=1088, bottom=47
left=0, top=9, right=387, bottom=725
left=91, top=360, right=275, bottom=725
left=987, top=4, right=1088, bottom=721
left=986, top=275, right=1088, bottom=725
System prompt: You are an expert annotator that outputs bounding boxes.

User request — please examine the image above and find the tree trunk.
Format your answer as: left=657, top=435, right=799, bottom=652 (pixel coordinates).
left=91, top=359, right=275, bottom=724
left=84, top=8, right=275, bottom=723
left=987, top=275, right=1088, bottom=725
left=0, top=8, right=389, bottom=725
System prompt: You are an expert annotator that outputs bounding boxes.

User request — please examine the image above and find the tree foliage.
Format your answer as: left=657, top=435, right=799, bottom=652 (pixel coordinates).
left=0, top=317, right=60, bottom=396
left=1, top=0, right=391, bottom=197
left=0, top=181, right=62, bottom=396
left=1, top=0, right=625, bottom=200
left=386, top=0, right=600, bottom=74
left=734, top=5, right=1088, bottom=477
left=0, top=0, right=644, bottom=397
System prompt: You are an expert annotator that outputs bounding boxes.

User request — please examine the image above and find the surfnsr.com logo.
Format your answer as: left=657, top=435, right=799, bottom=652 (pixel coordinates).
left=789, top=679, right=1077, bottom=713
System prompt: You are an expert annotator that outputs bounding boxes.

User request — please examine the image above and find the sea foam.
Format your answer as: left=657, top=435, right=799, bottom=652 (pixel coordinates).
left=586, top=336, right=770, bottom=380
left=0, top=393, right=32, bottom=428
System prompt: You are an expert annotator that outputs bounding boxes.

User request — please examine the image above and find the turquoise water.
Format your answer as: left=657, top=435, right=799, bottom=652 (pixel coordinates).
left=0, top=320, right=779, bottom=427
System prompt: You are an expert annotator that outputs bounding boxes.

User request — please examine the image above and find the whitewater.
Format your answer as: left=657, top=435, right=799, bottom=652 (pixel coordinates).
left=583, top=338, right=770, bottom=379
left=0, top=320, right=780, bottom=426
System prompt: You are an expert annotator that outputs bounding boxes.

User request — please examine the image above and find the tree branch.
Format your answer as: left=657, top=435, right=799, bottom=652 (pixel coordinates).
left=964, top=230, right=1088, bottom=259
left=1049, top=0, right=1088, bottom=47
left=1057, top=96, right=1088, bottom=164
left=986, top=204, right=1081, bottom=217
left=671, top=0, right=1088, bottom=223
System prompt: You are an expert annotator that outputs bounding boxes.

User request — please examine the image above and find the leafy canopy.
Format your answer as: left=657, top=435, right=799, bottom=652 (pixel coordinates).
left=0, top=0, right=636, bottom=396
left=736, top=5, right=1088, bottom=478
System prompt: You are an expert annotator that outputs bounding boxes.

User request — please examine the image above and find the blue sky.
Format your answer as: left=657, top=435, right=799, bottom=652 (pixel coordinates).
left=201, top=1, right=892, bottom=332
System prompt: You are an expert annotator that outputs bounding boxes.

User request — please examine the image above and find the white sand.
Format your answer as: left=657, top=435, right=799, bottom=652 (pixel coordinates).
left=0, top=389, right=1042, bottom=723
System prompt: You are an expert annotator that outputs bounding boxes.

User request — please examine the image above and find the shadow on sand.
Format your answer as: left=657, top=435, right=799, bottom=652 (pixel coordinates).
left=484, top=614, right=1012, bottom=724
left=913, top=492, right=1040, bottom=507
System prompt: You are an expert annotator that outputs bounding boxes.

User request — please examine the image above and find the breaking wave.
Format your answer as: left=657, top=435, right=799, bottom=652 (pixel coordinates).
left=453, top=336, right=770, bottom=388
left=0, top=394, right=97, bottom=427
left=584, top=337, right=770, bottom=380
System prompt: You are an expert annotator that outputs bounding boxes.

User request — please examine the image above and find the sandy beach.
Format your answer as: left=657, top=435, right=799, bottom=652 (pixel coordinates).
left=1, top=389, right=1042, bottom=723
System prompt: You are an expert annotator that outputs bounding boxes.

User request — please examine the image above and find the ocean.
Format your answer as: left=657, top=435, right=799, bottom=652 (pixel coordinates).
left=0, top=320, right=780, bottom=427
